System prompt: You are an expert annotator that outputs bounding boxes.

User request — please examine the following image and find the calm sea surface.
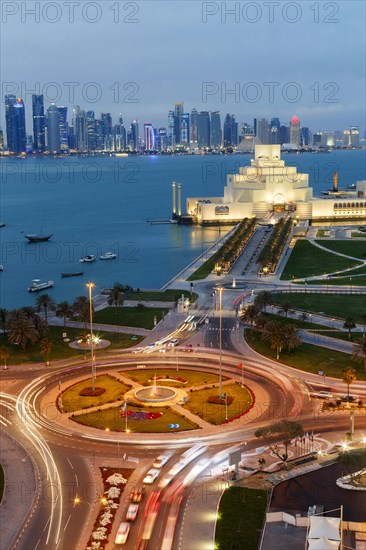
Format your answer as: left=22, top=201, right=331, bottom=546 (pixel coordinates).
left=0, top=150, right=365, bottom=309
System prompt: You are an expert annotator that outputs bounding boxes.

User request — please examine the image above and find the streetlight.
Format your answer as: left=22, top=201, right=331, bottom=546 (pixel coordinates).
left=218, top=286, right=223, bottom=399
left=86, top=282, right=96, bottom=392
left=224, top=392, right=228, bottom=420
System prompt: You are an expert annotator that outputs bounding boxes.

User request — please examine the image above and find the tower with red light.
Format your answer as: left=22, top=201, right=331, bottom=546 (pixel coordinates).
left=290, top=115, right=300, bottom=147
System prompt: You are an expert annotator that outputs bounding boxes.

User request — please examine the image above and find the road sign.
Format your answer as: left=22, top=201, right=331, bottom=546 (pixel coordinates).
left=169, top=423, right=180, bottom=429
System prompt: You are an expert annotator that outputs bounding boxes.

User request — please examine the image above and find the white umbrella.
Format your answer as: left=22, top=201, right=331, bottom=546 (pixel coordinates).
left=308, top=536, right=339, bottom=549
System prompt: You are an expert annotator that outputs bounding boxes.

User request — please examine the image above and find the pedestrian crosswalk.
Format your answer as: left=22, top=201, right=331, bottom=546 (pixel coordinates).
left=205, top=327, right=236, bottom=332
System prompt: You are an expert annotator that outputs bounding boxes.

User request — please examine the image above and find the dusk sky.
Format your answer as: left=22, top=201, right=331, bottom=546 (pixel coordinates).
left=1, top=0, right=365, bottom=132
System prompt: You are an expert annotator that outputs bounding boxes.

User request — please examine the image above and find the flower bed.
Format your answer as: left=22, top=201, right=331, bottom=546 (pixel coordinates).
left=79, top=387, right=106, bottom=397
left=221, top=384, right=256, bottom=424
left=149, top=376, right=188, bottom=385
left=119, top=409, right=163, bottom=420
left=208, top=395, right=234, bottom=405
left=86, top=468, right=133, bottom=550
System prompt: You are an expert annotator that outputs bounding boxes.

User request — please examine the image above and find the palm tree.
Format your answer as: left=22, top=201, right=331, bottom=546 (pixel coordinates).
left=261, top=321, right=287, bottom=360
left=73, top=296, right=91, bottom=329
left=341, top=367, right=356, bottom=398
left=240, top=305, right=259, bottom=331
left=0, top=346, right=10, bottom=369
left=40, top=338, right=52, bottom=365
left=36, top=294, right=56, bottom=330
left=283, top=323, right=302, bottom=352
left=6, top=310, right=40, bottom=350
left=298, top=312, right=309, bottom=323
left=360, top=314, right=366, bottom=340
left=352, top=339, right=366, bottom=372
left=254, top=291, right=273, bottom=313
left=278, top=302, right=294, bottom=318
left=108, top=285, right=124, bottom=308
left=0, top=308, right=9, bottom=335
left=55, top=301, right=74, bottom=330
left=343, top=317, right=356, bottom=340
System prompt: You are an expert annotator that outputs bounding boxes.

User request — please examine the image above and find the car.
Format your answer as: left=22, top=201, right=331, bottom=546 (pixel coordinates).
left=143, top=468, right=160, bottom=484
left=340, top=395, right=358, bottom=402
left=115, top=521, right=130, bottom=545
left=130, top=488, right=144, bottom=502
left=311, top=390, right=333, bottom=399
left=183, top=347, right=193, bottom=353
left=159, top=347, right=168, bottom=353
left=168, top=338, right=179, bottom=347
left=126, top=503, right=139, bottom=521
left=132, top=347, right=144, bottom=354
left=153, top=453, right=172, bottom=469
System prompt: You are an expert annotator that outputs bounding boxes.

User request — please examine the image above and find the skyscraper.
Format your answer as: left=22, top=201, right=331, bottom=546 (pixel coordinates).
left=32, top=94, right=45, bottom=152
left=73, top=106, right=87, bottom=151
left=58, top=107, right=69, bottom=152
left=114, top=116, right=126, bottom=151
left=168, top=110, right=175, bottom=149
left=86, top=111, right=96, bottom=151
left=144, top=123, right=155, bottom=151
left=101, top=113, right=113, bottom=149
left=0, top=128, right=3, bottom=150
left=256, top=118, right=270, bottom=144
left=180, top=113, right=190, bottom=147
left=131, top=120, right=140, bottom=151
left=190, top=108, right=198, bottom=149
left=174, top=102, right=184, bottom=146
left=5, top=95, right=26, bottom=153
left=223, top=114, right=237, bottom=147
left=197, top=111, right=210, bottom=148
left=210, top=112, right=222, bottom=148
left=290, top=115, right=300, bottom=146
left=47, top=104, right=61, bottom=153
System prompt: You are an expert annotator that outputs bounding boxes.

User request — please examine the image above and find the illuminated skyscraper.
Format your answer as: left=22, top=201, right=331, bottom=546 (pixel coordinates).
left=73, top=106, right=88, bottom=151
left=210, top=111, right=222, bottom=148
left=47, top=104, right=61, bottom=153
left=57, top=107, right=69, bottom=152
left=144, top=122, right=155, bottom=151
left=5, top=95, right=26, bottom=153
left=197, top=111, right=210, bottom=148
left=290, top=115, right=300, bottom=146
left=32, top=94, right=45, bottom=152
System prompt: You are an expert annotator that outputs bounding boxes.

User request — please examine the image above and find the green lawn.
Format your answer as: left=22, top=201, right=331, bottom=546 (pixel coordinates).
left=72, top=404, right=199, bottom=432
left=272, top=293, right=366, bottom=323
left=121, top=368, right=226, bottom=387
left=263, top=312, right=324, bottom=330
left=0, top=326, right=143, bottom=366
left=187, top=249, right=221, bottom=281
left=127, top=289, right=198, bottom=302
left=315, top=240, right=366, bottom=259
left=94, top=307, right=169, bottom=329
left=351, top=233, right=366, bottom=238
left=215, top=487, right=267, bottom=550
left=0, top=465, right=4, bottom=503
left=61, top=374, right=131, bottom=413
left=245, top=330, right=366, bottom=380
left=316, top=330, right=364, bottom=342
left=182, top=383, right=253, bottom=425
left=299, top=275, right=366, bottom=286
left=280, top=240, right=361, bottom=280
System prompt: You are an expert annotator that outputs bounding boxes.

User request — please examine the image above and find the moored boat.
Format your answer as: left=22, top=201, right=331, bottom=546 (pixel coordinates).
left=25, top=233, right=53, bottom=242
left=100, top=252, right=117, bottom=260
left=79, top=255, right=96, bottom=263
left=61, top=271, right=84, bottom=278
left=28, top=279, right=54, bottom=292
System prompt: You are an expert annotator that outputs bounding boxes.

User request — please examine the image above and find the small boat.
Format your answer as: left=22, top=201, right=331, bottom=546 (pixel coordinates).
left=25, top=233, right=53, bottom=242
left=100, top=252, right=117, bottom=260
left=79, top=255, right=96, bottom=263
left=0, top=265, right=3, bottom=271
left=61, top=271, right=84, bottom=278
left=28, top=279, right=54, bottom=292
left=0, top=223, right=5, bottom=228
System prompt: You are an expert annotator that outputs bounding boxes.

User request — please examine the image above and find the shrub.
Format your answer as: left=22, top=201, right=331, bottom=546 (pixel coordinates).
left=207, top=395, right=234, bottom=405
left=79, top=387, right=106, bottom=397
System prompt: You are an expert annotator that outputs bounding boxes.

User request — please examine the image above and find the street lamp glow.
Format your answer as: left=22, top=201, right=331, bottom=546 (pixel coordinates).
left=86, top=282, right=96, bottom=392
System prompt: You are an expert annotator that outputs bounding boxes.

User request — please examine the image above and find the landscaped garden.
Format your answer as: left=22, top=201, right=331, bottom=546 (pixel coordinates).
left=94, top=307, right=169, bottom=329
left=245, top=330, right=366, bottom=380
left=215, top=487, right=267, bottom=550
left=121, top=368, right=226, bottom=387
left=61, top=374, right=131, bottom=413
left=72, top=404, right=199, bottom=432
left=182, top=383, right=253, bottom=424
left=127, top=289, right=198, bottom=302
left=314, top=240, right=366, bottom=259
left=280, top=240, right=362, bottom=280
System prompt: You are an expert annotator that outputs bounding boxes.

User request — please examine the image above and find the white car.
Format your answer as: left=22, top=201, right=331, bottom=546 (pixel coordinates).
left=311, top=390, right=333, bottom=399
left=168, top=339, right=179, bottom=347
left=153, top=453, right=172, bottom=469
left=125, top=503, right=139, bottom=521
left=143, top=468, right=160, bottom=484
left=115, top=521, right=130, bottom=544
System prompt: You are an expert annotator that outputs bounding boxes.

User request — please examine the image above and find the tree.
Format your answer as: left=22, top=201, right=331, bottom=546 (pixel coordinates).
left=0, top=346, right=10, bottom=369
left=55, top=301, right=74, bottom=330
left=360, top=314, right=366, bottom=340
left=298, top=312, right=309, bottom=323
left=341, top=367, right=357, bottom=398
left=40, top=338, right=52, bottom=365
left=261, top=321, right=287, bottom=360
left=278, top=302, right=294, bottom=318
left=258, top=458, right=266, bottom=471
left=73, top=296, right=91, bottom=329
left=0, top=308, right=9, bottom=335
left=343, top=317, right=356, bottom=340
left=282, top=323, right=302, bottom=353
left=6, top=310, right=40, bottom=350
left=254, top=291, right=273, bottom=313
left=108, top=285, right=124, bottom=308
left=240, top=305, right=259, bottom=331
left=36, top=294, right=56, bottom=330
left=255, top=419, right=304, bottom=464
left=352, top=338, right=366, bottom=372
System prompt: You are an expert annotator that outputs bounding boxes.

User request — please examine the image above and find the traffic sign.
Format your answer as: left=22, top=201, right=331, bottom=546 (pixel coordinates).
left=169, top=423, right=180, bottom=429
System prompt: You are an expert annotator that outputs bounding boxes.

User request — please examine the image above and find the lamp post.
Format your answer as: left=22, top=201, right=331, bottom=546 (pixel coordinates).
left=224, top=392, right=228, bottom=420
left=86, top=282, right=95, bottom=392
left=218, top=286, right=223, bottom=399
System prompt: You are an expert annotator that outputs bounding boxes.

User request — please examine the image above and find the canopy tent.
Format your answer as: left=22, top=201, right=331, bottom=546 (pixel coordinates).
left=308, top=517, right=341, bottom=541
left=308, top=537, right=340, bottom=550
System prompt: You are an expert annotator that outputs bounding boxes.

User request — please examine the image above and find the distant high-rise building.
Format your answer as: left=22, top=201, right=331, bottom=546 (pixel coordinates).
left=73, top=106, right=87, bottom=151
left=86, top=111, right=96, bottom=150
left=256, top=118, right=270, bottom=144
left=290, top=115, right=300, bottom=146
left=47, top=104, right=61, bottom=153
left=190, top=108, right=198, bottom=148
left=343, top=126, right=360, bottom=147
left=279, top=125, right=289, bottom=145
left=32, top=94, right=45, bottom=152
left=68, top=125, right=76, bottom=150
left=95, top=120, right=104, bottom=150
left=174, top=102, right=184, bottom=146
left=156, top=127, right=168, bottom=151
left=0, top=128, right=3, bottom=150
left=101, top=113, right=113, bottom=148
left=114, top=116, right=126, bottom=151
left=131, top=120, right=140, bottom=151
left=270, top=118, right=280, bottom=145
left=168, top=110, right=175, bottom=149
left=57, top=107, right=69, bottom=152
left=144, top=122, right=155, bottom=151
left=180, top=113, right=190, bottom=147
left=210, top=111, right=222, bottom=148
left=301, top=127, right=310, bottom=147
left=5, top=95, right=26, bottom=153
left=223, top=114, right=237, bottom=147
left=197, top=111, right=210, bottom=148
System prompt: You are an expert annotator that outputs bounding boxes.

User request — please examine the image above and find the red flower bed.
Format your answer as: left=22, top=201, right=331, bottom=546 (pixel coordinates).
left=79, top=387, right=106, bottom=397
left=150, top=376, right=188, bottom=384
left=221, top=384, right=256, bottom=424
left=208, top=395, right=234, bottom=405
